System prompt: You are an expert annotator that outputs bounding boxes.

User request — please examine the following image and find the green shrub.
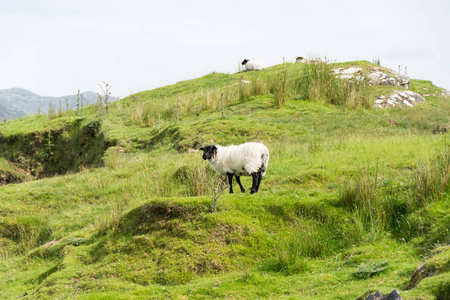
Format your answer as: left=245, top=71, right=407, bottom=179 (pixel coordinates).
left=351, top=260, right=389, bottom=279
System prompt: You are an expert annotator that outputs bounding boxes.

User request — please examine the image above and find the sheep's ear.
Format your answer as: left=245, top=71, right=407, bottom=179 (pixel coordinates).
left=200, top=147, right=205, bottom=151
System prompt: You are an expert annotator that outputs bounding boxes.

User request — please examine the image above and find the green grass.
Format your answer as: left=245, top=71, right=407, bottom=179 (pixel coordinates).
left=0, top=60, right=449, bottom=299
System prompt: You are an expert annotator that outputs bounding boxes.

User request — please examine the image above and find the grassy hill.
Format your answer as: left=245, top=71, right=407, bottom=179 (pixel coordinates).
left=0, top=61, right=449, bottom=299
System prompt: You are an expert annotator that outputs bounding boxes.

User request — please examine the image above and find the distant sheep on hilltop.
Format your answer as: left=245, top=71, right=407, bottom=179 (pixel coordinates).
left=295, top=56, right=326, bottom=65
left=241, top=59, right=266, bottom=71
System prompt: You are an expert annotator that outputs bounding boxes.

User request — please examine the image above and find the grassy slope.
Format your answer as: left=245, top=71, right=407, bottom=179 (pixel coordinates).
left=0, top=61, right=449, bottom=299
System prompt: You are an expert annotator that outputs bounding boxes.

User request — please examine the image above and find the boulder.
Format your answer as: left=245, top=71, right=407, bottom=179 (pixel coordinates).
left=441, top=89, right=450, bottom=99
left=396, top=74, right=411, bottom=89
left=364, top=289, right=402, bottom=300
left=374, top=91, right=425, bottom=108
left=367, top=72, right=396, bottom=86
left=231, top=76, right=251, bottom=86
left=332, top=67, right=364, bottom=80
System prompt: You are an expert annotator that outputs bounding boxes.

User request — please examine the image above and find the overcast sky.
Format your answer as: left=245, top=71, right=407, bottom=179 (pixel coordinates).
left=1, top=0, right=449, bottom=98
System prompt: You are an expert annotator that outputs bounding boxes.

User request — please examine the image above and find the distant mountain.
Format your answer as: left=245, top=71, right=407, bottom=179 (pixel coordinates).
left=0, top=88, right=118, bottom=120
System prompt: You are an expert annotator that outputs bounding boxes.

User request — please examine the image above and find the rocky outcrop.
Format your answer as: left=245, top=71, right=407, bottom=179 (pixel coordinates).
left=396, top=74, right=411, bottom=89
left=441, top=89, right=450, bottom=99
left=364, top=289, right=402, bottom=300
left=374, top=91, right=425, bottom=108
left=332, top=67, right=423, bottom=109
left=332, top=67, right=364, bottom=81
left=332, top=67, right=411, bottom=89
left=367, top=72, right=396, bottom=86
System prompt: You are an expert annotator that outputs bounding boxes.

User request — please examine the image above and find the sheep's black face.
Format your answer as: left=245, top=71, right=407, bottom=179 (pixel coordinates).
left=241, top=59, right=249, bottom=65
left=200, top=145, right=217, bottom=160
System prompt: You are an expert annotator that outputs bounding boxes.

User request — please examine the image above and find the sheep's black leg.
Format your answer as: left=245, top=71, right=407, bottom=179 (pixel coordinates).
left=226, top=173, right=234, bottom=194
left=235, top=176, right=245, bottom=192
left=250, top=172, right=258, bottom=194
left=255, top=172, right=263, bottom=192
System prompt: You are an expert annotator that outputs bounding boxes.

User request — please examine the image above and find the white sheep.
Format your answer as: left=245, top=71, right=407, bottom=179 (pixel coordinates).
left=241, top=59, right=266, bottom=71
left=200, top=142, right=269, bottom=194
left=295, top=56, right=308, bottom=63
left=295, top=56, right=326, bottom=65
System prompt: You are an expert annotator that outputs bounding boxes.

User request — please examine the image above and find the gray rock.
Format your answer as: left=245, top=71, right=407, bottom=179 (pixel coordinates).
left=367, top=72, right=396, bottom=86
left=396, top=74, right=411, bottom=89
left=332, top=67, right=412, bottom=89
left=366, top=290, right=384, bottom=300
left=374, top=90, right=425, bottom=109
left=383, top=289, right=402, bottom=300
left=441, top=89, right=450, bottom=99
left=365, top=289, right=402, bottom=300
left=374, top=291, right=383, bottom=298
left=332, top=67, right=364, bottom=81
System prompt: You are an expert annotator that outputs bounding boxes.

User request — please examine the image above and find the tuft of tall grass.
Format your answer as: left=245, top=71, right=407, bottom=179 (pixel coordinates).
left=95, top=201, right=124, bottom=235
left=149, top=171, right=176, bottom=197
left=103, top=147, right=122, bottom=170
left=272, top=66, right=288, bottom=108
left=331, top=79, right=372, bottom=108
left=0, top=216, right=52, bottom=255
left=251, top=75, right=268, bottom=96
left=208, top=174, right=227, bottom=212
left=372, top=57, right=381, bottom=66
left=267, top=215, right=374, bottom=275
left=340, top=174, right=379, bottom=209
left=197, top=88, right=222, bottom=111
left=410, top=146, right=450, bottom=210
left=182, top=92, right=194, bottom=114
left=130, top=102, right=156, bottom=127
left=238, top=81, right=250, bottom=103
left=293, top=61, right=372, bottom=108
left=174, top=163, right=222, bottom=197
left=339, top=170, right=389, bottom=241
left=266, top=237, right=309, bottom=275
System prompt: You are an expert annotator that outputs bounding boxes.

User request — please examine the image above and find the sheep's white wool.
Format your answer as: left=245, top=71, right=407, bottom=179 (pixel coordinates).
left=243, top=61, right=266, bottom=71
left=207, top=142, right=269, bottom=176
left=295, top=56, right=307, bottom=63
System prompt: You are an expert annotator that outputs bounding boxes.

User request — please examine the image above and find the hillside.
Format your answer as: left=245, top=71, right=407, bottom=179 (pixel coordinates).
left=0, top=61, right=449, bottom=299
left=0, top=88, right=118, bottom=120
